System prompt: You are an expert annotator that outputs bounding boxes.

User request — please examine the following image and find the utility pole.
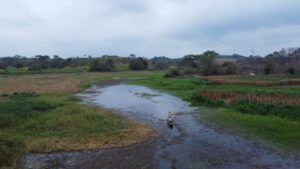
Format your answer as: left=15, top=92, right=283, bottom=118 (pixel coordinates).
left=251, top=48, right=255, bottom=56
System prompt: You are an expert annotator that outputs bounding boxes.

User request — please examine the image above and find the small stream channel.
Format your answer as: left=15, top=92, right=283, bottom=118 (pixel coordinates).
left=21, top=84, right=300, bottom=169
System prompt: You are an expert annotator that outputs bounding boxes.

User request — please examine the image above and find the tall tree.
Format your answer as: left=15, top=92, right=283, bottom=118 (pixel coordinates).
left=198, top=50, right=219, bottom=75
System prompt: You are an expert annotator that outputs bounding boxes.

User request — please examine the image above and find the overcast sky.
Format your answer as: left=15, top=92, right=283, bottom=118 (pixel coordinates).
left=1, top=0, right=300, bottom=58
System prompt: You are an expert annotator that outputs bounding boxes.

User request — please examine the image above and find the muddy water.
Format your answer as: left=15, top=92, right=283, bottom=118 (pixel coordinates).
left=21, top=84, right=300, bottom=169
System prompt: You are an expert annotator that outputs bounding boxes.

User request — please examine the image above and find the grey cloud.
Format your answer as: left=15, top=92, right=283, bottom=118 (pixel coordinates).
left=0, top=0, right=300, bottom=57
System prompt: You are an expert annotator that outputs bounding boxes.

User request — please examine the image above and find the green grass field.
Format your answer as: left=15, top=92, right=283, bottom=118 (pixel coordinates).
left=199, top=108, right=300, bottom=151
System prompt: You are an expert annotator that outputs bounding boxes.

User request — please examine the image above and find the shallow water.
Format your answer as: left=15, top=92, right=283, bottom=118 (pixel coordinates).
left=79, top=84, right=194, bottom=122
left=21, top=84, right=300, bottom=169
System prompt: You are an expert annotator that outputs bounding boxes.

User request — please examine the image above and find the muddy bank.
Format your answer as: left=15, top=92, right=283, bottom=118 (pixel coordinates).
left=21, top=141, right=156, bottom=169
left=21, top=84, right=300, bottom=169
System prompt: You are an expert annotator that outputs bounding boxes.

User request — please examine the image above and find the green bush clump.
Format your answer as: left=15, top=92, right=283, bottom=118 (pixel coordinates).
left=0, top=95, right=59, bottom=128
left=89, top=59, right=115, bottom=72
left=232, top=101, right=300, bottom=121
left=183, top=67, right=198, bottom=75
left=191, top=94, right=225, bottom=106
left=0, top=136, right=24, bottom=168
left=164, top=67, right=181, bottom=78
left=0, top=100, right=56, bottom=118
left=0, top=117, right=9, bottom=128
left=9, top=92, right=39, bottom=99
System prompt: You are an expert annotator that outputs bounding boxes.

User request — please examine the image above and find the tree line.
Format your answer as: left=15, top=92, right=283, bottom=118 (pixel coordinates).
left=0, top=49, right=299, bottom=75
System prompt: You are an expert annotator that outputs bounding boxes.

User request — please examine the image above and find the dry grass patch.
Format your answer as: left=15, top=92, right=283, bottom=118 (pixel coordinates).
left=0, top=72, right=117, bottom=94
left=0, top=72, right=152, bottom=94
left=0, top=74, right=80, bottom=94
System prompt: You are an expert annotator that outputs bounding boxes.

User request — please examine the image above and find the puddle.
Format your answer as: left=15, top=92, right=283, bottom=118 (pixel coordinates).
left=21, top=84, right=300, bottom=169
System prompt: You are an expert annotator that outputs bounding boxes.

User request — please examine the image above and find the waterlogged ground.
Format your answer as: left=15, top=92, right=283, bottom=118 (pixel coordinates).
left=21, top=84, right=300, bottom=169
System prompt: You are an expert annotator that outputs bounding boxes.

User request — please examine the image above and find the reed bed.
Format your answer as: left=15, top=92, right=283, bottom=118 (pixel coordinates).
left=198, top=90, right=300, bottom=105
left=201, top=77, right=300, bottom=86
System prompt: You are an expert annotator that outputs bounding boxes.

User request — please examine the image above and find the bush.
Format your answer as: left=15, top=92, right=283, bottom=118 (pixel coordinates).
left=0, top=63, right=7, bottom=71
left=0, top=137, right=24, bottom=168
left=129, top=57, right=148, bottom=70
left=232, top=101, right=300, bottom=121
left=0, top=115, right=11, bottom=128
left=89, top=59, right=115, bottom=72
left=164, top=67, right=181, bottom=78
left=154, top=62, right=169, bottom=70
left=192, top=94, right=225, bottom=106
left=288, top=67, right=296, bottom=75
left=221, top=62, right=237, bottom=75
left=9, top=92, right=39, bottom=99
left=264, top=62, right=274, bottom=75
left=183, top=67, right=197, bottom=75
left=0, top=95, right=58, bottom=124
left=28, top=63, right=43, bottom=71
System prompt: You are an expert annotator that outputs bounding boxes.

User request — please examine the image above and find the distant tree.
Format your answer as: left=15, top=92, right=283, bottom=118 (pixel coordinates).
left=0, top=63, right=6, bottom=70
left=178, top=55, right=198, bottom=68
left=165, top=67, right=181, bottom=78
left=198, top=51, right=219, bottom=75
left=28, top=63, right=43, bottom=71
left=129, top=54, right=136, bottom=58
left=221, top=62, right=237, bottom=75
left=151, top=56, right=173, bottom=64
left=51, top=55, right=64, bottom=68
left=288, top=67, right=296, bottom=75
left=35, top=55, right=50, bottom=69
left=154, top=62, right=169, bottom=70
left=89, top=59, right=115, bottom=72
left=15, top=63, right=23, bottom=69
left=264, top=62, right=274, bottom=75
left=129, top=57, right=148, bottom=70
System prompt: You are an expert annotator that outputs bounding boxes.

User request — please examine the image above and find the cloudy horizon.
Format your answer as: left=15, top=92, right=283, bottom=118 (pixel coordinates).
left=1, top=0, right=300, bottom=58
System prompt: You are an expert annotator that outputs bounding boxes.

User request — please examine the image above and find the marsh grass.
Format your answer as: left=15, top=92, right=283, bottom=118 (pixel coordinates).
left=200, top=108, right=300, bottom=151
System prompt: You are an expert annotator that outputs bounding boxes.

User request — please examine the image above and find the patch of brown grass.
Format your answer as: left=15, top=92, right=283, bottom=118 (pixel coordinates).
left=25, top=123, right=158, bottom=153
left=0, top=74, right=80, bottom=94
left=198, top=90, right=300, bottom=105
left=200, top=76, right=300, bottom=86
left=0, top=73, right=117, bottom=94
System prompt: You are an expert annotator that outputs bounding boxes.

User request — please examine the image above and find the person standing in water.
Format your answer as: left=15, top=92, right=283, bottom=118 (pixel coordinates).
left=167, top=111, right=173, bottom=129
left=168, top=111, right=172, bottom=118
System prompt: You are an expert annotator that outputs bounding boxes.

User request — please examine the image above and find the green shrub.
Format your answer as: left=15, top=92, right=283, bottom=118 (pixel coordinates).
left=288, top=67, right=296, bottom=75
left=153, top=62, right=169, bottom=70
left=0, top=115, right=11, bottom=128
left=191, top=94, right=225, bottom=106
left=0, top=97, right=58, bottom=125
left=89, top=59, right=115, bottom=72
left=232, top=101, right=300, bottom=121
left=129, top=57, right=148, bottom=70
left=9, top=92, right=39, bottom=99
left=183, top=67, right=198, bottom=75
left=0, top=137, right=24, bottom=168
left=164, top=67, right=181, bottom=78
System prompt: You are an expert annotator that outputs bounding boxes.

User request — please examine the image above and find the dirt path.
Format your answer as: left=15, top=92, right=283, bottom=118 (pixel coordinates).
left=21, top=84, right=300, bottom=169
